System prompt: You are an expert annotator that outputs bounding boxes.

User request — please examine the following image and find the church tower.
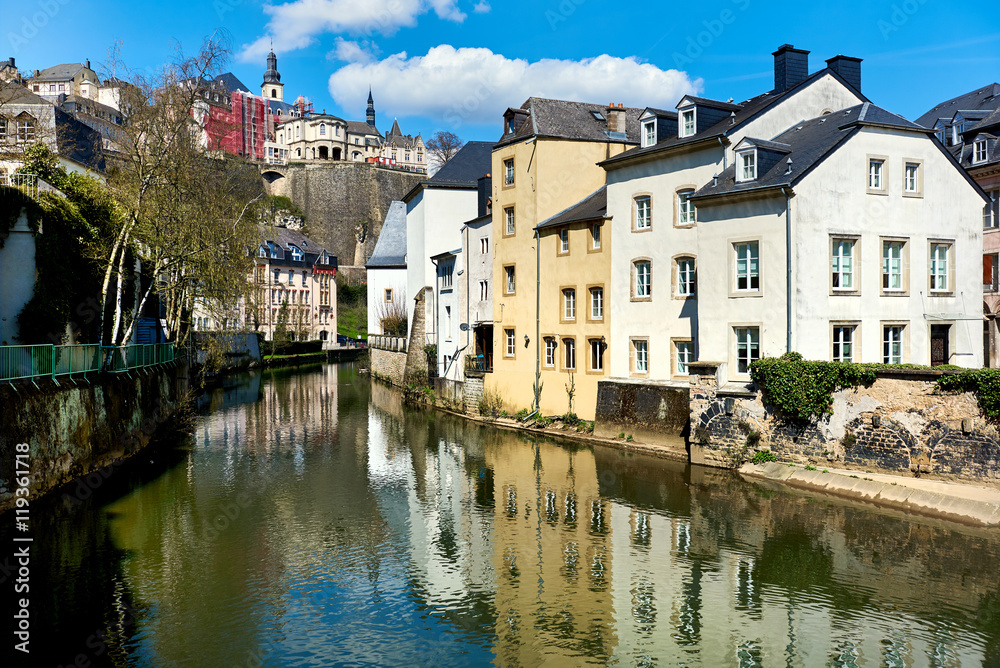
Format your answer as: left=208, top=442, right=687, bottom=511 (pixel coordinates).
left=367, top=88, right=376, bottom=127
left=262, top=49, right=283, bottom=102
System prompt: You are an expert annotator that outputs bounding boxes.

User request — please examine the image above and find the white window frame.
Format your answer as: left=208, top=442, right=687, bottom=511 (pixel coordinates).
left=591, top=224, right=601, bottom=249
left=677, top=258, right=695, bottom=297
left=563, top=338, right=576, bottom=370
left=675, top=340, right=693, bottom=376
left=504, top=158, right=514, bottom=186
left=590, top=286, right=603, bottom=319
left=563, top=288, right=576, bottom=321
left=832, top=239, right=854, bottom=291
left=505, top=207, right=515, bottom=236
left=868, top=158, right=884, bottom=191
left=677, top=190, right=695, bottom=225
left=882, top=240, right=905, bottom=292
left=544, top=337, right=556, bottom=367
left=633, top=339, right=648, bottom=374
left=734, top=327, right=760, bottom=375
left=883, top=325, right=904, bottom=364
left=974, top=140, right=988, bottom=165
left=505, top=329, right=516, bottom=357
left=680, top=108, right=695, bottom=137
left=930, top=243, right=949, bottom=292
left=635, top=261, right=651, bottom=298
left=905, top=162, right=919, bottom=192
left=833, top=325, right=855, bottom=362
left=737, top=150, right=756, bottom=182
left=504, top=265, right=516, bottom=294
left=642, top=120, right=656, bottom=148
left=734, top=242, right=759, bottom=292
left=589, top=339, right=604, bottom=372
left=559, top=228, right=569, bottom=254
left=635, top=196, right=651, bottom=230
left=480, top=237, right=489, bottom=254
left=479, top=280, right=488, bottom=300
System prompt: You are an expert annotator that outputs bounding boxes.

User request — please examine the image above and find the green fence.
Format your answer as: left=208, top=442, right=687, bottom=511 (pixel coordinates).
left=0, top=343, right=176, bottom=383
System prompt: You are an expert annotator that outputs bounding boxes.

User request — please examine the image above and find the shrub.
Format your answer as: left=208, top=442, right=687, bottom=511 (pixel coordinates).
left=751, top=450, right=777, bottom=465
left=478, top=387, right=504, bottom=422
left=562, top=412, right=580, bottom=426
left=936, top=368, right=1000, bottom=421
left=750, top=353, right=877, bottom=421
left=515, top=408, right=531, bottom=422
left=841, top=430, right=857, bottom=449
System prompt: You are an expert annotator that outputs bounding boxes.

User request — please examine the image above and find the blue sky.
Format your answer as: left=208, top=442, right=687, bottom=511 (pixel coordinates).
left=6, top=0, right=999, bottom=141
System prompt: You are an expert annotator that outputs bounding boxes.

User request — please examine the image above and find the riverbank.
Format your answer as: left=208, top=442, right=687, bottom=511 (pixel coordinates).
left=400, top=382, right=1000, bottom=528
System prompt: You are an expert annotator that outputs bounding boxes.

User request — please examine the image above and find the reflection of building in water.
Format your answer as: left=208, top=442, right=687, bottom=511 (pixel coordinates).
left=596, top=450, right=991, bottom=666
left=484, top=440, right=617, bottom=666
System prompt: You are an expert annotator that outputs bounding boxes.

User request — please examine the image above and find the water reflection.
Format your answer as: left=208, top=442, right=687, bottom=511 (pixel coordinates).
left=15, top=364, right=1000, bottom=667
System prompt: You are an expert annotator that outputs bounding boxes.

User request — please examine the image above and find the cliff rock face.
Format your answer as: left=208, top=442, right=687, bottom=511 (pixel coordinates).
left=262, top=163, right=424, bottom=269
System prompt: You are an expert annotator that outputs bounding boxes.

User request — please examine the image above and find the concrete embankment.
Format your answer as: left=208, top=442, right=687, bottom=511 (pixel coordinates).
left=741, top=461, right=1000, bottom=527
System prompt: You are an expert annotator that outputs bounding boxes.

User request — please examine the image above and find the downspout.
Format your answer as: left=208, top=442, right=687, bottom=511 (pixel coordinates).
left=781, top=187, right=792, bottom=353
left=534, top=228, right=541, bottom=411
left=718, top=136, right=727, bottom=171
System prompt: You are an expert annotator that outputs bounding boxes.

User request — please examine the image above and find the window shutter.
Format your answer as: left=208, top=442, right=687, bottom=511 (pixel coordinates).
left=985, top=254, right=994, bottom=287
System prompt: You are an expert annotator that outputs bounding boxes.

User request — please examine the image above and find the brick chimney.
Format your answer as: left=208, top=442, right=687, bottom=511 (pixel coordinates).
left=825, top=55, right=862, bottom=94
left=772, top=44, right=810, bottom=93
left=606, top=103, right=626, bottom=134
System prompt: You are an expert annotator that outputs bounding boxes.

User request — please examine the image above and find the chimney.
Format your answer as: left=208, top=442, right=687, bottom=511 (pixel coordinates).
left=825, top=55, right=863, bottom=94
left=85, top=59, right=90, bottom=70
left=606, top=103, right=626, bottom=134
left=7, top=57, right=13, bottom=68
left=477, top=173, right=492, bottom=218
left=772, top=44, right=810, bottom=93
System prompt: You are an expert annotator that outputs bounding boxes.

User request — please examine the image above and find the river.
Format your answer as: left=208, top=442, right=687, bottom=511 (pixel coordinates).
left=11, top=363, right=1000, bottom=666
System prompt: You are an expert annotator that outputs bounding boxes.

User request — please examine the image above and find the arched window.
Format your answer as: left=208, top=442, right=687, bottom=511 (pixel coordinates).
left=319, top=123, right=326, bottom=135
left=271, top=89, right=276, bottom=98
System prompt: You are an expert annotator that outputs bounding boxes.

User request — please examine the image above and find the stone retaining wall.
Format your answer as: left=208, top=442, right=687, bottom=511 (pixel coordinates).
left=688, top=361, right=1000, bottom=483
left=464, top=371, right=484, bottom=415
left=593, top=378, right=690, bottom=454
left=370, top=347, right=407, bottom=386
left=0, top=364, right=187, bottom=512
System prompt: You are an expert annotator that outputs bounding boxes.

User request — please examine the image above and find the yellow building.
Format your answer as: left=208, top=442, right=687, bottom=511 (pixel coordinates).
left=488, top=99, right=639, bottom=419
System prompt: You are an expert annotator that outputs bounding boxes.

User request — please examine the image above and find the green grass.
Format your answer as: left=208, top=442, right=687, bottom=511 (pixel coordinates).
left=267, top=352, right=327, bottom=361
left=338, top=304, right=368, bottom=340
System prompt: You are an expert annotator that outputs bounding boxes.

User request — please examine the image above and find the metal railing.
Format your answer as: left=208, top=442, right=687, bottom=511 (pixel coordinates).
left=0, top=343, right=176, bottom=383
left=0, top=172, right=39, bottom=201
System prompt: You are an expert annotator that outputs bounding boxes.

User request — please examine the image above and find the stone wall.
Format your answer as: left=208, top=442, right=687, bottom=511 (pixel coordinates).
left=593, top=378, right=690, bottom=454
left=369, top=335, right=408, bottom=386
left=262, top=162, right=423, bottom=266
left=0, top=364, right=187, bottom=512
left=688, top=361, right=1000, bottom=483
left=434, top=377, right=463, bottom=409
left=404, top=288, right=430, bottom=385
left=464, top=371, right=484, bottom=415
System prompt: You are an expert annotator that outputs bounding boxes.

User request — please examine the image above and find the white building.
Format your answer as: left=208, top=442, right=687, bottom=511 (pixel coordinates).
left=692, top=102, right=985, bottom=377
left=366, top=201, right=408, bottom=336
left=601, top=45, right=866, bottom=382
left=402, top=141, right=493, bottom=349
left=460, top=198, right=494, bottom=373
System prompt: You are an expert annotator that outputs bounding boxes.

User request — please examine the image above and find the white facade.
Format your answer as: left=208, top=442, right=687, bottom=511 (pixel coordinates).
left=433, top=252, right=463, bottom=380
left=366, top=268, right=406, bottom=336
left=607, top=72, right=864, bottom=382
left=405, top=187, right=480, bottom=345
left=695, top=125, right=985, bottom=379
left=0, top=208, right=36, bottom=344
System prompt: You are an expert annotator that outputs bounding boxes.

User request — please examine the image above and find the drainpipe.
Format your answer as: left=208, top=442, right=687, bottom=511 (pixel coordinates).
left=718, top=136, right=727, bottom=171
left=781, top=187, right=792, bottom=353
left=534, top=228, right=541, bottom=411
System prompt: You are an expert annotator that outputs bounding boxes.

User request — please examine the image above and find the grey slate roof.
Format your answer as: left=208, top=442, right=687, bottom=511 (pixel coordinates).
left=692, top=103, right=923, bottom=201
left=601, top=67, right=870, bottom=169
left=536, top=186, right=607, bottom=230
left=495, top=97, right=644, bottom=148
left=215, top=72, right=251, bottom=94
left=32, top=63, right=88, bottom=81
left=427, top=141, right=493, bottom=185
left=679, top=95, right=741, bottom=111
left=367, top=201, right=407, bottom=268
left=914, top=83, right=1000, bottom=129
left=953, top=133, right=1000, bottom=170
left=738, top=137, right=792, bottom=152
left=260, top=225, right=337, bottom=269
left=346, top=119, right=381, bottom=136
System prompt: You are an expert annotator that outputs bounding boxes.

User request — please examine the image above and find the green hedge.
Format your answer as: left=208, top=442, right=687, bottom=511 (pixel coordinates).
left=750, top=353, right=878, bottom=420
left=936, top=369, right=1000, bottom=421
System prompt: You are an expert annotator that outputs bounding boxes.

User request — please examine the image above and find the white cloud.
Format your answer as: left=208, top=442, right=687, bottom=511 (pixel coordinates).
left=239, top=0, right=465, bottom=63
left=329, top=37, right=379, bottom=63
left=328, top=45, right=701, bottom=129
left=472, top=1, right=490, bottom=13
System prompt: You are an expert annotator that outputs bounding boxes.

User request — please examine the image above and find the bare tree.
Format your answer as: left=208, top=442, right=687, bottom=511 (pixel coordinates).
left=425, top=131, right=463, bottom=170
left=100, top=32, right=265, bottom=347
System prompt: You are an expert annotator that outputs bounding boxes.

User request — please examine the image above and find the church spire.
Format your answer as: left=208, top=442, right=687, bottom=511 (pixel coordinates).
left=366, top=87, right=376, bottom=127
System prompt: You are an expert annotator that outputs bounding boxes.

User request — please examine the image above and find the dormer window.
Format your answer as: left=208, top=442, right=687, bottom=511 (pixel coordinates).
left=258, top=246, right=268, bottom=258
left=974, top=139, right=988, bottom=164
left=680, top=109, right=695, bottom=137
left=737, top=150, right=756, bottom=182
left=642, top=120, right=656, bottom=148
left=290, top=246, right=303, bottom=261
left=268, top=242, right=279, bottom=259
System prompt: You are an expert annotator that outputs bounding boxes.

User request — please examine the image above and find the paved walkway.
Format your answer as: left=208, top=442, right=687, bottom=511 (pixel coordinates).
left=741, top=461, right=1000, bottom=527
